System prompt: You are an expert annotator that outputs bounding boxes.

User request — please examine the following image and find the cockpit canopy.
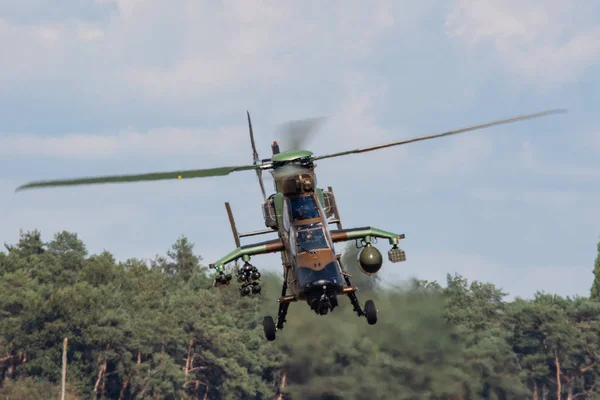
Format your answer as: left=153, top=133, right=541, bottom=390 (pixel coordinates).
left=296, top=226, right=328, bottom=252
left=289, top=195, right=320, bottom=222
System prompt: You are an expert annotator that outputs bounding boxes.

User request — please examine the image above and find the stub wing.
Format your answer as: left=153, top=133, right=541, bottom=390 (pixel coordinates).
left=330, top=226, right=404, bottom=246
left=209, top=238, right=284, bottom=286
left=330, top=226, right=406, bottom=263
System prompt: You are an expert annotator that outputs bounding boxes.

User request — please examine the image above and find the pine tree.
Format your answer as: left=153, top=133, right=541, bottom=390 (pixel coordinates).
left=166, top=235, right=202, bottom=282
left=590, top=240, right=600, bottom=299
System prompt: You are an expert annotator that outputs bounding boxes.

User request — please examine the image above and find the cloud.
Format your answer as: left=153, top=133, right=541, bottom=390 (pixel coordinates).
left=593, top=134, right=600, bottom=149
left=117, top=0, right=406, bottom=99
left=469, top=186, right=600, bottom=210
left=425, top=134, right=493, bottom=177
left=0, top=125, right=249, bottom=158
left=0, top=0, right=594, bottom=303
left=0, top=71, right=401, bottom=164
left=581, top=131, right=600, bottom=151
left=0, top=0, right=115, bottom=24
left=513, top=140, right=600, bottom=181
left=445, top=0, right=600, bottom=84
left=330, top=72, right=393, bottom=146
left=0, top=1, right=433, bottom=101
left=0, top=174, right=259, bottom=261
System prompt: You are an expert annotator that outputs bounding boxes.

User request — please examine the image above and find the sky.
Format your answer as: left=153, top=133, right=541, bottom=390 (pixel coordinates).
left=1, top=0, right=599, bottom=300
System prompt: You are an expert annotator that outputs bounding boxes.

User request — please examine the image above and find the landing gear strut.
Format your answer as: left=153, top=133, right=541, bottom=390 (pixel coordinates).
left=339, top=256, right=378, bottom=325
left=276, top=281, right=290, bottom=330
left=263, top=273, right=290, bottom=341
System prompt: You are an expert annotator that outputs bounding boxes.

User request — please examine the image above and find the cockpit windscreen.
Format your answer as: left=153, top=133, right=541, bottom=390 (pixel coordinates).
left=289, top=196, right=320, bottom=221
left=296, top=227, right=328, bottom=252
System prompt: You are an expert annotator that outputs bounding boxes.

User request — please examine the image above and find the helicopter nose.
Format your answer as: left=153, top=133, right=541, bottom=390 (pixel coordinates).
left=304, top=279, right=334, bottom=291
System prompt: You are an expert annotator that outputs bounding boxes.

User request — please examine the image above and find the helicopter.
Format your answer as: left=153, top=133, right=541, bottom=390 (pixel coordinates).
left=16, top=108, right=566, bottom=341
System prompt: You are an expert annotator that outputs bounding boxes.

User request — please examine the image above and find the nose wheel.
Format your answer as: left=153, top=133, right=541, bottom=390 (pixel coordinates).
left=364, top=299, right=377, bottom=325
left=263, top=316, right=276, bottom=341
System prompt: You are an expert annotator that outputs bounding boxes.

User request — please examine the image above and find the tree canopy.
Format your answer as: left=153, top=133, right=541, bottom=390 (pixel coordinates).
left=0, top=231, right=599, bottom=399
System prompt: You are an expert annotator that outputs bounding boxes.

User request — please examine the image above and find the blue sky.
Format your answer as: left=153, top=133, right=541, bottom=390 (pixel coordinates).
left=1, top=0, right=599, bottom=300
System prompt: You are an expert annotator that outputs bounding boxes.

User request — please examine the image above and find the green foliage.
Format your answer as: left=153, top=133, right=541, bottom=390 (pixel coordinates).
left=0, top=377, right=80, bottom=399
left=591, top=240, right=600, bottom=299
left=277, top=289, right=466, bottom=399
left=1, top=229, right=600, bottom=399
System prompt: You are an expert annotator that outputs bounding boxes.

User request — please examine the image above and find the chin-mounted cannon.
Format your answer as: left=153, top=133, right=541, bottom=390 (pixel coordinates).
left=237, top=261, right=262, bottom=296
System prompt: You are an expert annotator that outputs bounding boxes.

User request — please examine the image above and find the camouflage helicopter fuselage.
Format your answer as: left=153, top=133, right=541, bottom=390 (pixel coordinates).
left=209, top=147, right=406, bottom=327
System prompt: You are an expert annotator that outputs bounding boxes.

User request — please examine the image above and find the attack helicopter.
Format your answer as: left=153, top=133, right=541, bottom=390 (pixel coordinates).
left=16, top=108, right=566, bottom=341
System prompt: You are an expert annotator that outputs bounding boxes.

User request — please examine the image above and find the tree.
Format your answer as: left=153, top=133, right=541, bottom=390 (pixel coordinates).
left=590, top=239, right=600, bottom=299
left=46, top=231, right=89, bottom=285
left=4, top=229, right=45, bottom=258
left=3, top=228, right=600, bottom=399
left=166, top=236, right=203, bottom=283
left=442, top=274, right=529, bottom=398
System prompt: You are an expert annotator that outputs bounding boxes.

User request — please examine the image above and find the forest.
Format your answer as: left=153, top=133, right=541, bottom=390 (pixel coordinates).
left=1, top=229, right=600, bottom=399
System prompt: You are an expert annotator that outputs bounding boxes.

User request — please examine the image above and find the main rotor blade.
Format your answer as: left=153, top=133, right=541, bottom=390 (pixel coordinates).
left=247, top=110, right=259, bottom=164
left=16, top=165, right=255, bottom=191
left=313, top=109, right=567, bottom=161
left=257, top=169, right=267, bottom=200
left=247, top=110, right=267, bottom=199
left=277, top=116, right=327, bottom=151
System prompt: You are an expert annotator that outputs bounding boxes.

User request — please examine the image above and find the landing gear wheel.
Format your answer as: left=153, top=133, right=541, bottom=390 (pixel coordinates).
left=364, top=300, right=377, bottom=325
left=263, top=316, right=276, bottom=341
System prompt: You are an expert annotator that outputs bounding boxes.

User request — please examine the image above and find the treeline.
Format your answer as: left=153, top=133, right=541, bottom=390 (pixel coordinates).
left=0, top=230, right=600, bottom=399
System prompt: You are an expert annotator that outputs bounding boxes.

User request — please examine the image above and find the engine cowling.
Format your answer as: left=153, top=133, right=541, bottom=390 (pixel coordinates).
left=262, top=195, right=278, bottom=230
left=358, top=244, right=383, bottom=275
